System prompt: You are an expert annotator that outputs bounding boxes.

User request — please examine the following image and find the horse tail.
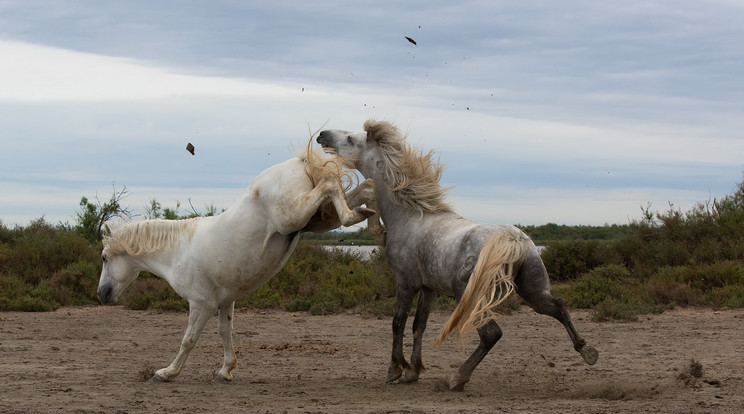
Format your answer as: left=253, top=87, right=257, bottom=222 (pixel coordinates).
left=434, top=226, right=529, bottom=346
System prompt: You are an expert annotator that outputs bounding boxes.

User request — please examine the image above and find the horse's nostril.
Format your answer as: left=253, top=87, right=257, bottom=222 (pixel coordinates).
left=97, top=284, right=114, bottom=304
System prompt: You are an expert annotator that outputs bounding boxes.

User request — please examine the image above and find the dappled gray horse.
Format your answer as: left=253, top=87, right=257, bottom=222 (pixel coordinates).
left=318, top=120, right=598, bottom=391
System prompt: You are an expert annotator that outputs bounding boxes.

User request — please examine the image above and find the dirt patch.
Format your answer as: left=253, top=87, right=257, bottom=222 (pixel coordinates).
left=1, top=307, right=742, bottom=413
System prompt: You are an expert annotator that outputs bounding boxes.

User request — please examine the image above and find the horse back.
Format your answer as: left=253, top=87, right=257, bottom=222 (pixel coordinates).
left=385, top=215, right=535, bottom=296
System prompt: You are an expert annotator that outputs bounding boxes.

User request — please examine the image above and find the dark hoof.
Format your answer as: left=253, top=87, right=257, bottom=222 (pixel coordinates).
left=150, top=375, right=167, bottom=383
left=357, top=207, right=376, bottom=218
left=386, top=367, right=403, bottom=383
left=445, top=374, right=467, bottom=392
left=580, top=345, right=599, bottom=365
left=399, top=368, right=420, bottom=384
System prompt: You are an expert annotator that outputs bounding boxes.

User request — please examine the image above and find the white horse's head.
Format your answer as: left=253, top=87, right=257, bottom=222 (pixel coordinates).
left=97, top=225, right=139, bottom=304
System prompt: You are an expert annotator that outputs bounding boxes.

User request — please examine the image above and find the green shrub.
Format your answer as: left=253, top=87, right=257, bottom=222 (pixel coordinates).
left=0, top=274, right=60, bottom=311
left=5, top=218, right=99, bottom=285
left=592, top=298, right=640, bottom=322
left=644, top=266, right=705, bottom=306
left=708, top=285, right=744, bottom=308
left=542, top=240, right=621, bottom=281
left=283, top=295, right=312, bottom=312
left=236, top=285, right=281, bottom=309
left=122, top=277, right=187, bottom=311
left=558, top=264, right=631, bottom=308
left=48, top=261, right=102, bottom=306
left=362, top=296, right=396, bottom=318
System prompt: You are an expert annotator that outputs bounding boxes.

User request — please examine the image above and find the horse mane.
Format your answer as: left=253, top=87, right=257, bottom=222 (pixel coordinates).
left=298, top=144, right=357, bottom=191
left=363, top=119, right=452, bottom=215
left=297, top=139, right=360, bottom=223
left=103, top=218, right=199, bottom=257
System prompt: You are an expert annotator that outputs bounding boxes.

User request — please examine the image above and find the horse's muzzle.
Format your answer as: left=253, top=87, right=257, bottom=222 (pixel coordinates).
left=316, top=131, right=331, bottom=148
left=97, top=284, right=116, bottom=305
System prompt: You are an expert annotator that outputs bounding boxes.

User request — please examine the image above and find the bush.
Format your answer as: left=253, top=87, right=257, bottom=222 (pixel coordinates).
left=542, top=240, right=621, bottom=281
left=708, top=285, right=744, bottom=308
left=48, top=261, right=102, bottom=306
left=592, top=298, right=640, bottom=322
left=0, top=274, right=60, bottom=311
left=236, top=285, right=281, bottom=309
left=122, top=277, right=188, bottom=311
left=558, top=265, right=631, bottom=308
left=238, top=242, right=396, bottom=315
left=644, top=272, right=703, bottom=307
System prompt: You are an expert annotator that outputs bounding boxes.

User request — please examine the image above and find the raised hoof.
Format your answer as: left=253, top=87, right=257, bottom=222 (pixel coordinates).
left=580, top=345, right=599, bottom=365
left=357, top=207, right=376, bottom=218
left=447, top=375, right=467, bottom=392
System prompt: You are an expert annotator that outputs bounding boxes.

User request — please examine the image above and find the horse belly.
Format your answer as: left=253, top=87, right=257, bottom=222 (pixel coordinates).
left=214, top=235, right=299, bottom=297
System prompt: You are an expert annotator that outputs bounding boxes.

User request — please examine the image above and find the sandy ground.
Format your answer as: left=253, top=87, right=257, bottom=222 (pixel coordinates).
left=1, top=306, right=742, bottom=413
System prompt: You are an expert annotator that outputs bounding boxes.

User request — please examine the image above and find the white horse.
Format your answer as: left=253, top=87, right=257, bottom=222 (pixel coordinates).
left=318, top=120, right=598, bottom=391
left=97, top=147, right=380, bottom=382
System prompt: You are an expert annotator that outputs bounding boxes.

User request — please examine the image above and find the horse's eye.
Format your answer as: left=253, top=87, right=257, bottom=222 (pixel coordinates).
left=347, top=136, right=354, bottom=144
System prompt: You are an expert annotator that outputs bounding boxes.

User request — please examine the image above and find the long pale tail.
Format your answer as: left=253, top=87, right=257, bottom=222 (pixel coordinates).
left=434, top=227, right=529, bottom=345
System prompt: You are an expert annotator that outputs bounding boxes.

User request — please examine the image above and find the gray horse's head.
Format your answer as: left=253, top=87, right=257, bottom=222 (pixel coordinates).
left=316, top=127, right=369, bottom=165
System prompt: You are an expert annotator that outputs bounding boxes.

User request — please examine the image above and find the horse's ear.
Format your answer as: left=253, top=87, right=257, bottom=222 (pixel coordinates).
left=103, top=223, right=112, bottom=236
left=366, top=130, right=376, bottom=142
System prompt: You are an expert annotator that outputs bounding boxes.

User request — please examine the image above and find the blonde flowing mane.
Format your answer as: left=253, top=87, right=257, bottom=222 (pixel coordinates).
left=299, top=134, right=362, bottom=222
left=103, top=218, right=199, bottom=256
left=364, top=119, right=452, bottom=215
left=299, top=144, right=357, bottom=192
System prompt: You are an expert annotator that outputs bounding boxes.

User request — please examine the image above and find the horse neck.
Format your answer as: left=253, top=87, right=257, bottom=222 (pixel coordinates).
left=359, top=163, right=421, bottom=232
left=129, top=249, right=176, bottom=281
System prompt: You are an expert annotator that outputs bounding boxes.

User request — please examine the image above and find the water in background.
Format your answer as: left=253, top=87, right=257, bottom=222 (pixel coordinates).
left=321, top=245, right=380, bottom=260
left=322, top=244, right=543, bottom=260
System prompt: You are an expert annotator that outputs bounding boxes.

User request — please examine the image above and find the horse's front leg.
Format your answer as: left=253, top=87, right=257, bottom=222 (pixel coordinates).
left=321, top=178, right=376, bottom=227
left=216, top=301, right=237, bottom=381
left=281, top=178, right=373, bottom=235
left=355, top=179, right=386, bottom=246
left=153, top=302, right=214, bottom=382
left=387, top=287, right=415, bottom=383
left=342, top=179, right=386, bottom=245
left=401, top=287, right=436, bottom=383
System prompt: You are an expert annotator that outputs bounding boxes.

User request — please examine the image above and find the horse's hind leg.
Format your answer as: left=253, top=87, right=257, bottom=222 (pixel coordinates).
left=448, top=320, right=502, bottom=391
left=153, top=302, right=214, bottom=382
left=515, top=255, right=599, bottom=365
left=216, top=301, right=237, bottom=381
left=401, top=287, right=436, bottom=383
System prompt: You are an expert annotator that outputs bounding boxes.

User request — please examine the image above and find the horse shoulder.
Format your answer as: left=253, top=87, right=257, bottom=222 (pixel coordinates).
left=245, top=158, right=315, bottom=234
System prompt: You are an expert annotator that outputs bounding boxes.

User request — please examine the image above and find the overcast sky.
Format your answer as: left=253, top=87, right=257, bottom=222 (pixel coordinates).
left=1, top=0, right=743, bottom=227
